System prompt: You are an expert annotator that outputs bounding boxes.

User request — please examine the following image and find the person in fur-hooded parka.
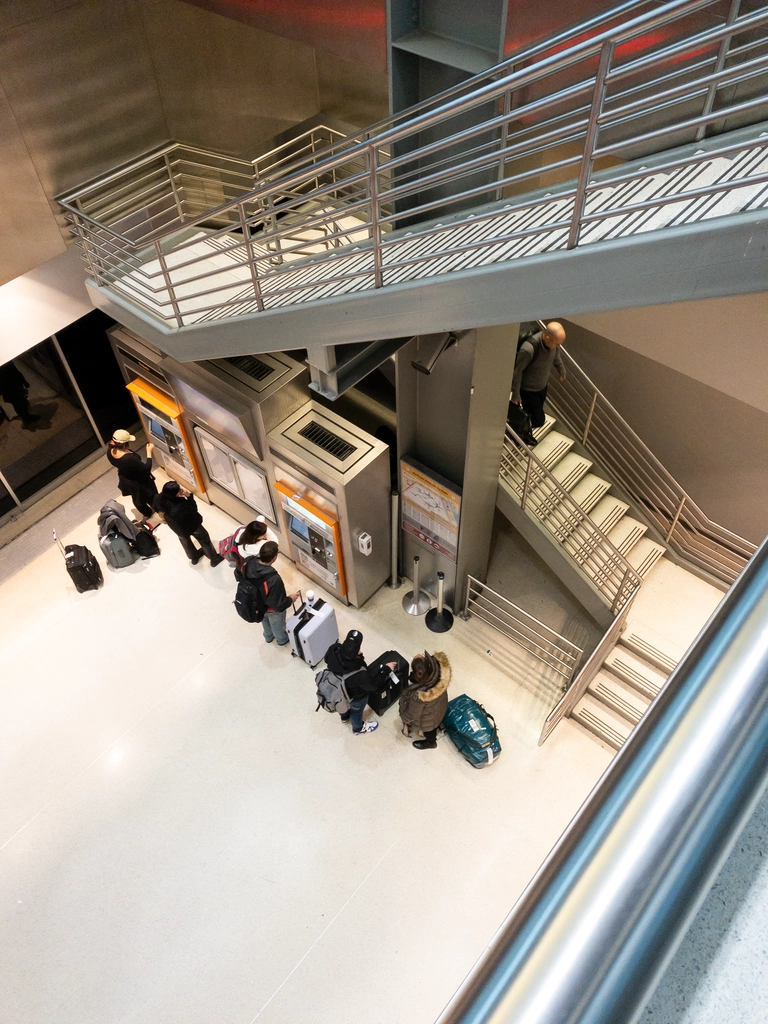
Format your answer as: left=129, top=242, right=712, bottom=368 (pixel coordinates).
left=399, top=651, right=451, bottom=749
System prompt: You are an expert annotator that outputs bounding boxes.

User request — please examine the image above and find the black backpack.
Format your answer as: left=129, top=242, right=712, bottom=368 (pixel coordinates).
left=234, top=561, right=269, bottom=623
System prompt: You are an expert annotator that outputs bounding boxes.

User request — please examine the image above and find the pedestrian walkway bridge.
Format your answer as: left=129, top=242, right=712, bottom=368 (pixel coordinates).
left=58, top=0, right=768, bottom=358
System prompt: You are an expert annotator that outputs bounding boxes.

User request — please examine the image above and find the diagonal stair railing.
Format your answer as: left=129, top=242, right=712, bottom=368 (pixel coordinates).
left=547, top=349, right=757, bottom=585
left=499, top=425, right=644, bottom=615
left=58, top=0, right=768, bottom=329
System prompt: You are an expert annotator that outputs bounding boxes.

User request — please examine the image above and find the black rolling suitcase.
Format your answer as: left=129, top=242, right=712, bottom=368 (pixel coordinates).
left=367, top=649, right=409, bottom=716
left=54, top=529, right=103, bottom=593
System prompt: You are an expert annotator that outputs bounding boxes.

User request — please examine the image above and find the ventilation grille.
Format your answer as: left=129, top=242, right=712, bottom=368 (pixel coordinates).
left=298, top=421, right=356, bottom=461
left=226, top=355, right=273, bottom=381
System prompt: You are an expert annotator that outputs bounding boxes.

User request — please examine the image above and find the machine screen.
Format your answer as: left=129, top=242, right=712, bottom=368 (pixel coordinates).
left=289, top=515, right=310, bottom=542
left=149, top=418, right=165, bottom=440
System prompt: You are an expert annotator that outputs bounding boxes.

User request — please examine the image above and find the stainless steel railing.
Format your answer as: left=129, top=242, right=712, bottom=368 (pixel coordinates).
left=461, top=576, right=584, bottom=728
left=538, top=581, right=640, bottom=745
left=547, top=349, right=757, bottom=585
left=500, top=426, right=643, bottom=615
left=462, top=575, right=584, bottom=694
left=58, top=0, right=768, bottom=327
left=437, top=537, right=768, bottom=1024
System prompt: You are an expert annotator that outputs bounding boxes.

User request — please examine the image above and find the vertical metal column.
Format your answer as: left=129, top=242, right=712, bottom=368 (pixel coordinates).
left=402, top=555, right=431, bottom=615
left=567, top=39, right=615, bottom=250
left=389, top=491, right=401, bottom=588
left=426, top=571, right=455, bottom=632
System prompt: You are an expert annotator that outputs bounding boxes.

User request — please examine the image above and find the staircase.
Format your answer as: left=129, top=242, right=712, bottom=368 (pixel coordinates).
left=572, top=624, right=681, bottom=748
left=58, top=0, right=768, bottom=357
left=497, top=409, right=664, bottom=628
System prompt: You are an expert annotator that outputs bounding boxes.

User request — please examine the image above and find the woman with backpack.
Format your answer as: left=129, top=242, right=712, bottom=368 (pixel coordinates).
left=399, top=651, right=451, bottom=749
left=154, top=480, right=224, bottom=566
left=236, top=519, right=278, bottom=559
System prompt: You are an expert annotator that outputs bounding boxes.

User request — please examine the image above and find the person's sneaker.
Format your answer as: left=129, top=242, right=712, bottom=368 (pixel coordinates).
left=209, top=554, right=224, bottom=567
left=412, top=738, right=437, bottom=749
left=190, top=550, right=203, bottom=565
left=354, top=721, right=379, bottom=735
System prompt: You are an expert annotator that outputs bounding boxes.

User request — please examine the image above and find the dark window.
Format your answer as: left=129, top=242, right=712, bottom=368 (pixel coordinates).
left=55, top=310, right=137, bottom=442
left=0, top=340, right=100, bottom=503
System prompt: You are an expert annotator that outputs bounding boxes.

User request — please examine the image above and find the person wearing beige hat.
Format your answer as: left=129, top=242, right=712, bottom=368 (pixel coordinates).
left=107, top=429, right=158, bottom=519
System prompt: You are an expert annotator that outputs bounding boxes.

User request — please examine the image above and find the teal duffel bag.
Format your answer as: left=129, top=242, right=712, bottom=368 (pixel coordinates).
left=443, top=694, right=501, bottom=768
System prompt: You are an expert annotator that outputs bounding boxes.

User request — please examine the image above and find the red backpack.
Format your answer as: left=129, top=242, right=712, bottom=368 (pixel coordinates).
left=218, top=527, right=245, bottom=570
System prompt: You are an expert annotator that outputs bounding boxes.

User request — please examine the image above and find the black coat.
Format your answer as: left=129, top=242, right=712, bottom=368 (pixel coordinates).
left=159, top=494, right=203, bottom=537
left=107, top=449, right=156, bottom=499
left=244, top=558, right=292, bottom=613
left=324, top=643, right=383, bottom=699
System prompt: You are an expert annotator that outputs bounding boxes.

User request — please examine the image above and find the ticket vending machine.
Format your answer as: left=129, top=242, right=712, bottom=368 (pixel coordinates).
left=126, top=378, right=203, bottom=492
left=274, top=481, right=347, bottom=599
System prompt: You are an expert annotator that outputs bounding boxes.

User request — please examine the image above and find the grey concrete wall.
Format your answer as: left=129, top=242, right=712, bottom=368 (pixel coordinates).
left=562, top=318, right=768, bottom=546
left=0, top=0, right=389, bottom=286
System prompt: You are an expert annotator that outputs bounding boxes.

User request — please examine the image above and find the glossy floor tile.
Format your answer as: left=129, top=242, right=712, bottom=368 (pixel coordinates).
left=0, top=481, right=613, bottom=1024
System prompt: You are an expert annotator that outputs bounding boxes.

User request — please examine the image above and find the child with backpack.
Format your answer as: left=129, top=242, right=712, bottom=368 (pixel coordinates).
left=317, top=631, right=398, bottom=735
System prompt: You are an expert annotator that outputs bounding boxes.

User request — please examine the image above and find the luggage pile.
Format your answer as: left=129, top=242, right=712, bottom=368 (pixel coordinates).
left=96, top=499, right=159, bottom=569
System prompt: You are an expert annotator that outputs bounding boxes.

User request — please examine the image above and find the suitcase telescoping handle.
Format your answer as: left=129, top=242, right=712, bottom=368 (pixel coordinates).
left=52, top=529, right=66, bottom=558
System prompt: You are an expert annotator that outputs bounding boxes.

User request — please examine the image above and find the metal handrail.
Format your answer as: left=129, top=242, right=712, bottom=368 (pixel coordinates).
left=538, top=581, right=640, bottom=745
left=58, top=0, right=768, bottom=326
left=462, top=575, right=583, bottom=688
left=547, top=349, right=757, bottom=584
left=437, top=537, right=768, bottom=1024
left=500, top=426, right=643, bottom=615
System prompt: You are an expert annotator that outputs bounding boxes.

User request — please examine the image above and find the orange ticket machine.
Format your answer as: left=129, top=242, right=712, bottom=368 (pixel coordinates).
left=274, top=480, right=347, bottom=599
left=126, top=378, right=204, bottom=493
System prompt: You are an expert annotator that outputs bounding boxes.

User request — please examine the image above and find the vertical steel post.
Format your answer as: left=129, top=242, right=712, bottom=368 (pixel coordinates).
left=164, top=152, right=185, bottom=226
left=154, top=241, right=183, bottom=327
left=389, top=491, right=401, bottom=589
left=521, top=451, right=534, bottom=511
left=402, top=555, right=431, bottom=615
left=567, top=40, right=615, bottom=250
left=239, top=205, right=265, bottom=312
left=666, top=494, right=687, bottom=542
left=369, top=145, right=383, bottom=288
left=582, top=392, right=598, bottom=444
left=495, top=87, right=512, bottom=202
left=695, top=0, right=741, bottom=141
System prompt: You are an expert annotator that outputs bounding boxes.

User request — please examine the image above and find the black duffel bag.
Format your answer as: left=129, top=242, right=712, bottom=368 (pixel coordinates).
left=507, top=401, right=538, bottom=447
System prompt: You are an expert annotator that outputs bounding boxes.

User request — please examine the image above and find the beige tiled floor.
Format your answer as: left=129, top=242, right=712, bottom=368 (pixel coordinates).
left=0, top=488, right=615, bottom=1024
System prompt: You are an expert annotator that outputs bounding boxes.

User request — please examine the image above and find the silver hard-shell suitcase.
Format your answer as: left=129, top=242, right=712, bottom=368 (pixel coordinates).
left=286, top=595, right=339, bottom=667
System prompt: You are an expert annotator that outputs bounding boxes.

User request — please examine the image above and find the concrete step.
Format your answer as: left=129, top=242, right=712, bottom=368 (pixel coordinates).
left=589, top=494, right=630, bottom=534
left=551, top=452, right=592, bottom=492
left=534, top=454, right=593, bottom=527
left=568, top=473, right=612, bottom=514
left=562, top=493, right=628, bottom=564
left=626, top=538, right=666, bottom=579
left=533, top=430, right=574, bottom=470
left=606, top=515, right=648, bottom=556
left=532, top=413, right=557, bottom=443
left=587, top=669, right=651, bottom=724
left=571, top=694, right=634, bottom=750
left=622, top=622, right=682, bottom=675
left=536, top=454, right=593, bottom=524
left=605, top=645, right=669, bottom=700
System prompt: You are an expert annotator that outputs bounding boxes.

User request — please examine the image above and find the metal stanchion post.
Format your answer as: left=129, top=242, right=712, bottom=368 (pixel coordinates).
left=402, top=555, right=431, bottom=615
left=426, top=571, right=454, bottom=632
left=389, top=491, right=401, bottom=589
